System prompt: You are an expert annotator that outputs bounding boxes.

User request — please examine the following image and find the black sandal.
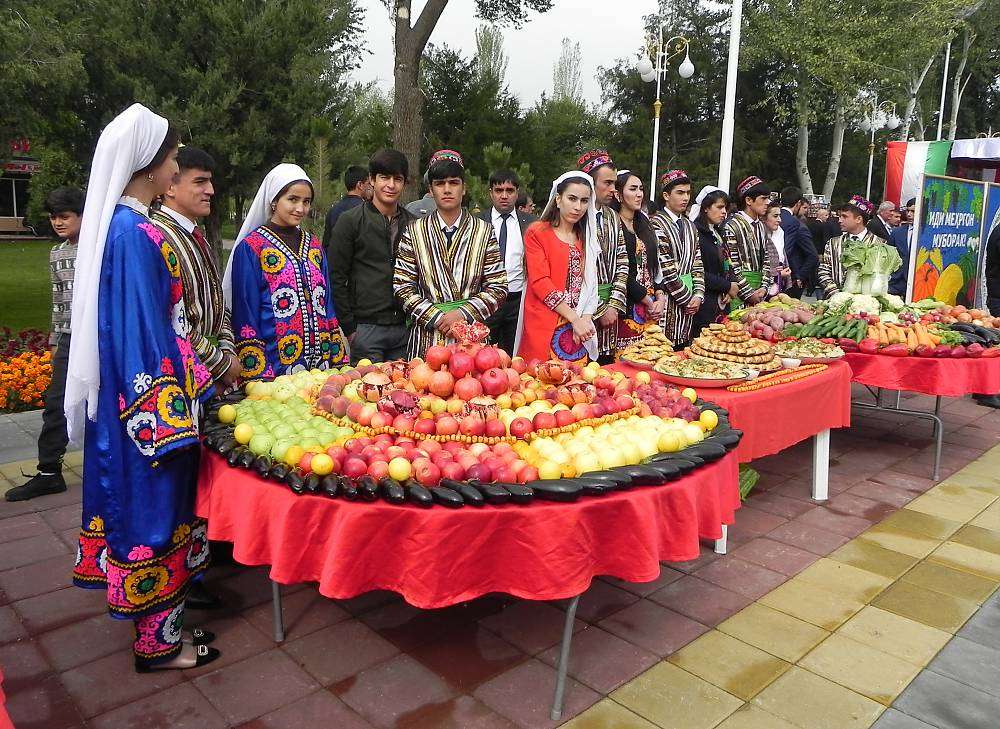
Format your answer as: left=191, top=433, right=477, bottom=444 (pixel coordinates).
left=185, top=628, right=216, bottom=645
left=135, top=644, right=221, bottom=673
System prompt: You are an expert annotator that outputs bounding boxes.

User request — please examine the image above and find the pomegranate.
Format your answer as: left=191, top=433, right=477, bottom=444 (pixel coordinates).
left=428, top=370, right=455, bottom=398
left=414, top=418, right=436, bottom=435
left=409, top=362, right=435, bottom=391
left=484, top=418, right=507, bottom=438
left=463, top=396, right=500, bottom=421
left=479, top=368, right=509, bottom=396
left=497, top=349, right=511, bottom=368
left=504, top=368, right=520, bottom=390
left=459, top=414, right=486, bottom=437
left=474, top=346, right=502, bottom=373
left=377, top=389, right=419, bottom=417
left=554, top=410, right=576, bottom=427
left=450, top=351, right=476, bottom=379
left=425, top=345, right=451, bottom=370
left=509, top=417, right=533, bottom=439
left=359, top=372, right=392, bottom=403
left=510, top=356, right=528, bottom=374
left=454, top=374, right=484, bottom=401
left=435, top=415, right=460, bottom=436
left=532, top=412, right=556, bottom=430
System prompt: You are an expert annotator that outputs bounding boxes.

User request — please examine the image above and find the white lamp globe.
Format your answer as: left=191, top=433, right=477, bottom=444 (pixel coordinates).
left=678, top=54, right=695, bottom=79
left=886, top=114, right=901, bottom=130
left=640, top=70, right=657, bottom=83
left=860, top=119, right=873, bottom=133
left=637, top=56, right=654, bottom=76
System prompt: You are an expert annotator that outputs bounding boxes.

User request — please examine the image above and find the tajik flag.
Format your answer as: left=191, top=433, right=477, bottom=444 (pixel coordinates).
left=884, top=140, right=952, bottom=206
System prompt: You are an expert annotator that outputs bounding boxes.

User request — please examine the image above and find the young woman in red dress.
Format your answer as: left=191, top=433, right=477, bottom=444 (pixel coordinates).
left=514, top=173, right=601, bottom=363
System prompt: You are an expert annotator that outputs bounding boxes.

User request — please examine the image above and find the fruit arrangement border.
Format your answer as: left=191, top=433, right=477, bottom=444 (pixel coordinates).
left=202, top=393, right=742, bottom=509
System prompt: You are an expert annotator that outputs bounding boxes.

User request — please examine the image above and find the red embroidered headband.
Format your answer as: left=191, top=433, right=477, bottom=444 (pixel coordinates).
left=578, top=150, right=614, bottom=175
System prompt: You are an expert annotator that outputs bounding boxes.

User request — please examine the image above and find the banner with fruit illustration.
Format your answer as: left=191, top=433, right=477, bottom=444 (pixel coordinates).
left=908, top=174, right=986, bottom=307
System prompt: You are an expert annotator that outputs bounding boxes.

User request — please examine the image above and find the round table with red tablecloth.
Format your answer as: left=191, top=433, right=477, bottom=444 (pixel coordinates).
left=843, top=353, right=1000, bottom=481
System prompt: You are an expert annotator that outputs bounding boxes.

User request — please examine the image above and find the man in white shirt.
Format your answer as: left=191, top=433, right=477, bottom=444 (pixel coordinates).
left=480, top=169, right=536, bottom=355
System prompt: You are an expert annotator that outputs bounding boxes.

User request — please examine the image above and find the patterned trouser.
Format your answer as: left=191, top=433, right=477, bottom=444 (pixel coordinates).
left=133, top=601, right=185, bottom=667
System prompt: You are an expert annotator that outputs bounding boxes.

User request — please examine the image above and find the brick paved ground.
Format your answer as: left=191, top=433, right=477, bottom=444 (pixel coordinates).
left=2, top=388, right=999, bottom=728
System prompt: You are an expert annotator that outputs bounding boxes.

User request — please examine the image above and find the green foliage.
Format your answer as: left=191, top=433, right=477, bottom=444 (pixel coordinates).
left=23, top=144, right=83, bottom=231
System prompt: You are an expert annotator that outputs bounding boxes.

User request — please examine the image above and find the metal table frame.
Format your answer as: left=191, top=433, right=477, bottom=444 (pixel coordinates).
left=268, top=579, right=584, bottom=720
left=851, top=386, right=943, bottom=482
left=713, top=428, right=831, bottom=555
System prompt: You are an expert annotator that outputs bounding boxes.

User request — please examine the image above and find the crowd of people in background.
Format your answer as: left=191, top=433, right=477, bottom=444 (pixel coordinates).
left=3, top=102, right=940, bottom=676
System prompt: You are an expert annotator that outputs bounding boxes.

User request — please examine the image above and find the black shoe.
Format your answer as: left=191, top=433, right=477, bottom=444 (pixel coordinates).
left=135, top=644, right=220, bottom=673
left=186, top=581, right=223, bottom=610
left=185, top=628, right=216, bottom=645
left=5, top=472, right=67, bottom=502
left=973, top=394, right=1000, bottom=409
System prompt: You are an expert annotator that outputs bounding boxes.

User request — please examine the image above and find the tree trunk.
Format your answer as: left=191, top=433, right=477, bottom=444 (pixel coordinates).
left=390, top=0, right=448, bottom=203
left=795, top=85, right=814, bottom=195
left=821, top=96, right=847, bottom=201
left=899, top=54, right=936, bottom=141
left=947, top=26, right=973, bottom=141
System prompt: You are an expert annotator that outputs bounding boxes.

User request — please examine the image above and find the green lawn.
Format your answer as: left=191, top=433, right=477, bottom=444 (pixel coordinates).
left=0, top=240, right=55, bottom=333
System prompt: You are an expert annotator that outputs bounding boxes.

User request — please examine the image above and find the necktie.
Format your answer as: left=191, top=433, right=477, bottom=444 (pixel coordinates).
left=443, top=227, right=456, bottom=248
left=192, top=226, right=209, bottom=253
left=498, top=212, right=511, bottom=259
left=596, top=210, right=603, bottom=229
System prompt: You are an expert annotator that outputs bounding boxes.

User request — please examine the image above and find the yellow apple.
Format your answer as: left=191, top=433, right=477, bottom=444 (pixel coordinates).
left=234, top=423, right=254, bottom=444
left=658, top=431, right=682, bottom=453
left=682, top=387, right=697, bottom=403
left=574, top=452, right=601, bottom=473
left=217, top=404, right=237, bottom=424
left=699, top=409, right=719, bottom=431
left=683, top=423, right=704, bottom=444
left=537, top=459, right=563, bottom=480
left=635, top=371, right=652, bottom=385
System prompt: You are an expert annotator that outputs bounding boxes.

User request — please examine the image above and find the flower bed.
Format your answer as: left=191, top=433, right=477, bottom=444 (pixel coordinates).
left=0, top=329, right=52, bottom=412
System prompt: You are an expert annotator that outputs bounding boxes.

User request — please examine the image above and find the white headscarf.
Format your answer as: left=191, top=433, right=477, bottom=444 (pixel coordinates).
left=64, top=103, right=169, bottom=445
left=688, top=185, right=725, bottom=222
left=222, top=163, right=313, bottom=307
left=513, top=171, right=601, bottom=360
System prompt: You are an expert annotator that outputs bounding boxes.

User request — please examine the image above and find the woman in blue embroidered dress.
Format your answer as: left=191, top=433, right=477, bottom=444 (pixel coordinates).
left=64, top=104, right=220, bottom=672
left=224, top=164, right=348, bottom=380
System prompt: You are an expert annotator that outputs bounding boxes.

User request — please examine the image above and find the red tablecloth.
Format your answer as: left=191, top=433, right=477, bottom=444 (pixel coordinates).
left=196, top=450, right=739, bottom=609
left=610, top=361, right=853, bottom=463
left=843, top=352, right=1000, bottom=397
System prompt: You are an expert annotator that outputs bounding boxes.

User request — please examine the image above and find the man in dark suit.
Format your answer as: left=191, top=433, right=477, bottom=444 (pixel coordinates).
left=480, top=169, right=536, bottom=355
left=322, top=165, right=370, bottom=253
left=778, top=187, right=818, bottom=299
left=867, top=201, right=895, bottom=241
left=888, top=198, right=915, bottom=297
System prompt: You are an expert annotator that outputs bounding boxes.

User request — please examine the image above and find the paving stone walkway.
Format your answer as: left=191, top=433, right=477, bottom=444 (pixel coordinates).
left=1, top=389, right=999, bottom=728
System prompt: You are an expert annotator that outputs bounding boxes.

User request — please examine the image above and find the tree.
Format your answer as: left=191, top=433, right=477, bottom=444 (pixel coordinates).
left=307, top=117, right=336, bottom=233
left=552, top=38, right=582, bottom=103
left=383, top=0, right=553, bottom=200
left=474, top=24, right=508, bottom=91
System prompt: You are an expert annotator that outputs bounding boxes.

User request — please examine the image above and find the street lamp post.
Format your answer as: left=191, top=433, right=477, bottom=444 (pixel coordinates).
left=861, top=99, right=901, bottom=200
left=637, top=29, right=694, bottom=198
left=718, top=0, right=743, bottom=192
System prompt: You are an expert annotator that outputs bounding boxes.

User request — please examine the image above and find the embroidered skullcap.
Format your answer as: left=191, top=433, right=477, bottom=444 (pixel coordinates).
left=577, top=150, right=614, bottom=176
left=736, top=175, right=769, bottom=200
left=428, top=149, right=464, bottom=169
left=660, top=169, right=690, bottom=188
left=841, top=194, right=875, bottom=219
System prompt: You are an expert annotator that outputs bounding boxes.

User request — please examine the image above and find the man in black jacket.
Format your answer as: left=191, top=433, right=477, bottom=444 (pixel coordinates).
left=328, top=149, right=414, bottom=364
left=779, top=186, right=818, bottom=298
left=479, top=169, right=536, bottom=354
left=322, top=165, right=370, bottom=253
left=867, top=201, right=896, bottom=241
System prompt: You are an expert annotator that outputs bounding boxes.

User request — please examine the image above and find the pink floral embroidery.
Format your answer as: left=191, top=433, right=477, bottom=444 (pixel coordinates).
left=137, top=222, right=165, bottom=245
left=240, top=325, right=257, bottom=338
left=160, top=357, right=174, bottom=376
left=118, top=393, right=127, bottom=411
left=128, top=545, right=154, bottom=560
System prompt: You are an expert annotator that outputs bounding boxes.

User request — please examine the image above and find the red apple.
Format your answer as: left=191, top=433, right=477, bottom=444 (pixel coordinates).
left=493, top=464, right=516, bottom=483
left=344, top=438, right=365, bottom=454
left=460, top=414, right=486, bottom=437
left=511, top=356, right=528, bottom=374
left=532, top=412, right=557, bottom=431
left=436, top=415, right=460, bottom=436
left=555, top=410, right=576, bottom=427
left=415, top=418, right=436, bottom=435
left=509, top=417, right=534, bottom=439
left=466, top=463, right=492, bottom=482
left=342, top=456, right=368, bottom=479
left=484, top=418, right=507, bottom=438
left=441, top=461, right=466, bottom=481
left=357, top=404, right=377, bottom=426
left=370, top=412, right=392, bottom=429
left=346, top=402, right=364, bottom=422
left=570, top=403, right=592, bottom=421
left=443, top=440, right=465, bottom=455
left=590, top=403, right=607, bottom=419
left=392, top=414, right=415, bottom=432
left=615, top=395, right=635, bottom=411
left=367, top=460, right=390, bottom=479
left=414, top=460, right=442, bottom=486
left=517, top=465, right=539, bottom=483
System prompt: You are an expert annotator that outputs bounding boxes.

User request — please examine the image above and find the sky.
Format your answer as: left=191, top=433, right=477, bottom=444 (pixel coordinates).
left=352, top=0, right=660, bottom=107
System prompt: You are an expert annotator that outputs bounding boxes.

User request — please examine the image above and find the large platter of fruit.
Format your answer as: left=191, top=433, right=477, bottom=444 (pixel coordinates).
left=201, top=338, right=744, bottom=507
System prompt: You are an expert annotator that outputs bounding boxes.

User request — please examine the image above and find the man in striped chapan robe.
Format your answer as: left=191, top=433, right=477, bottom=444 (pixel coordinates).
left=650, top=169, right=705, bottom=347
left=394, top=149, right=507, bottom=359
left=578, top=150, right=629, bottom=363
left=723, top=175, right=777, bottom=309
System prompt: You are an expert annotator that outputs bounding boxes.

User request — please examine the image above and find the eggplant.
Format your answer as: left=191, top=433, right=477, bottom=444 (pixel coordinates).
left=642, top=460, right=682, bottom=480
left=378, top=477, right=406, bottom=505
left=574, top=477, right=607, bottom=496
left=226, top=446, right=245, bottom=467
left=339, top=478, right=360, bottom=501
left=617, top=465, right=663, bottom=486
left=651, top=455, right=699, bottom=473
left=321, top=475, right=340, bottom=498
left=523, top=479, right=583, bottom=502
left=971, top=325, right=1000, bottom=344
left=357, top=475, right=380, bottom=501
left=403, top=479, right=433, bottom=508
left=580, top=470, right=631, bottom=489
left=683, top=442, right=727, bottom=461
left=496, top=481, right=534, bottom=504
left=471, top=481, right=511, bottom=505
left=268, top=462, right=290, bottom=482
left=708, top=430, right=743, bottom=449
left=221, top=391, right=245, bottom=404
left=303, top=474, right=321, bottom=494
left=430, top=485, right=464, bottom=508
left=218, top=438, right=239, bottom=458
left=441, top=479, right=485, bottom=507
left=285, top=470, right=305, bottom=495
left=253, top=455, right=273, bottom=478
left=236, top=449, right=256, bottom=469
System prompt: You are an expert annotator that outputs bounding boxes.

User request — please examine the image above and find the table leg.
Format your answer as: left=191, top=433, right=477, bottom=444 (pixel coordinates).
left=934, top=396, right=942, bottom=417
left=931, top=411, right=943, bottom=483
left=714, top=525, right=728, bottom=554
left=812, top=429, right=830, bottom=502
left=271, top=580, right=284, bottom=643
left=550, top=595, right=581, bottom=721
left=852, top=401, right=944, bottom=482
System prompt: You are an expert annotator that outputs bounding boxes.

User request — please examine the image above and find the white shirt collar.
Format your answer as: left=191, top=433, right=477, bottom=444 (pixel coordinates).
left=160, top=204, right=196, bottom=233
left=118, top=196, right=150, bottom=218
left=664, top=208, right=681, bottom=223
left=436, top=210, right=463, bottom=232
left=492, top=207, right=514, bottom=222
